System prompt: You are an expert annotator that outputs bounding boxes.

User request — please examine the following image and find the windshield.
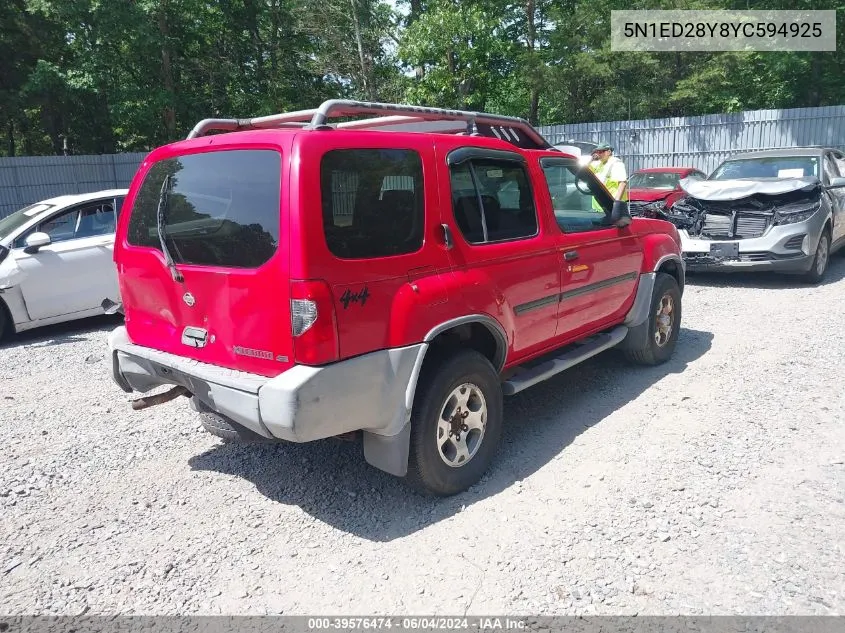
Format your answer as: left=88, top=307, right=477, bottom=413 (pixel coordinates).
left=628, top=172, right=680, bottom=190
left=710, top=156, right=819, bottom=180
left=0, top=203, right=53, bottom=241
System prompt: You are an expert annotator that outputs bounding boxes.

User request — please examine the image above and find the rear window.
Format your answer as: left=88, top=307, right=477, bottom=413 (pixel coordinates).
left=127, top=149, right=281, bottom=268
left=320, top=149, right=424, bottom=259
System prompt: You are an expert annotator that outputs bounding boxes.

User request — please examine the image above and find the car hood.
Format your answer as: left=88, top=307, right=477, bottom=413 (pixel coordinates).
left=679, top=176, right=821, bottom=201
left=628, top=188, right=674, bottom=202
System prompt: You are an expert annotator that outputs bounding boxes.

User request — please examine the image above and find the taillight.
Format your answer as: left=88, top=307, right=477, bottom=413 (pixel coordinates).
left=290, top=279, right=339, bottom=366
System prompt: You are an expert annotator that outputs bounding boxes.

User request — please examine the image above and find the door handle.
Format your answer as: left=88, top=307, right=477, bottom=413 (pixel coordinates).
left=563, top=250, right=579, bottom=261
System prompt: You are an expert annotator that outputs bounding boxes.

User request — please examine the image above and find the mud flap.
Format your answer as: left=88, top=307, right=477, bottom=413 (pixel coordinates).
left=620, top=272, right=656, bottom=352
left=363, top=421, right=411, bottom=477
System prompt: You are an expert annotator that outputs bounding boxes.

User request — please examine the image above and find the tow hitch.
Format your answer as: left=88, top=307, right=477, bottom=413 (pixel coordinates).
left=131, top=386, right=190, bottom=410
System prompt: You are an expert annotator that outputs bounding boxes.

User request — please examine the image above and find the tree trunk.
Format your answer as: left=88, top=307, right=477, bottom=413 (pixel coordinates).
left=409, top=0, right=424, bottom=78
left=526, top=0, right=539, bottom=124
left=350, top=0, right=375, bottom=100
left=158, top=0, right=177, bottom=139
left=6, top=117, right=14, bottom=157
left=810, top=56, right=822, bottom=107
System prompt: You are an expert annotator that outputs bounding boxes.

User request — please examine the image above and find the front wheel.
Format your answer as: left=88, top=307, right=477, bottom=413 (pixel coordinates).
left=0, top=304, right=8, bottom=341
left=623, top=272, right=682, bottom=366
left=802, top=229, right=830, bottom=284
left=406, top=350, right=503, bottom=496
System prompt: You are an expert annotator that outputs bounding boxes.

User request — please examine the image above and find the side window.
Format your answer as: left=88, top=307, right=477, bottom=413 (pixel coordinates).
left=832, top=153, right=845, bottom=180
left=449, top=159, right=538, bottom=245
left=540, top=158, right=613, bottom=234
left=13, top=201, right=116, bottom=248
left=320, top=148, right=424, bottom=259
left=38, top=208, right=81, bottom=243
left=74, top=202, right=116, bottom=238
left=823, top=153, right=840, bottom=183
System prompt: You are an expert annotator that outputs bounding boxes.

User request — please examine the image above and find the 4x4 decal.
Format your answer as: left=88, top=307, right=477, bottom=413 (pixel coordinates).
left=340, top=286, right=370, bottom=309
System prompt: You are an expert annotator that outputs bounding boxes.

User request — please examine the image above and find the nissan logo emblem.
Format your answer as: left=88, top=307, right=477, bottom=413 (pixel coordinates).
left=183, top=292, right=196, bottom=307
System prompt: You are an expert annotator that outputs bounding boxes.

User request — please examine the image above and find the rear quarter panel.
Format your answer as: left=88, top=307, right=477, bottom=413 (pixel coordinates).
left=291, top=131, right=455, bottom=358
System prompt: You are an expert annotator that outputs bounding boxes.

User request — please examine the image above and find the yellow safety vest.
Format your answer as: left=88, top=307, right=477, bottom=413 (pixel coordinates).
left=588, top=156, right=628, bottom=211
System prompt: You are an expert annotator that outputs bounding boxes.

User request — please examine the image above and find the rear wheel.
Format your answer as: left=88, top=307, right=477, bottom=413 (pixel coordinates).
left=193, top=398, right=276, bottom=443
left=623, top=272, right=682, bottom=366
left=406, top=350, right=503, bottom=496
left=0, top=303, right=7, bottom=341
left=803, top=229, right=830, bottom=284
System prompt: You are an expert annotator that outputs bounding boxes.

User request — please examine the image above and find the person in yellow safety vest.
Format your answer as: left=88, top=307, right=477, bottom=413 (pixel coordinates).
left=588, top=142, right=628, bottom=212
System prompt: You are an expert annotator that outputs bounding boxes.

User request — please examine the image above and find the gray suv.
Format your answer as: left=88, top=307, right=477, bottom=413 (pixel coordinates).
left=663, top=147, right=845, bottom=283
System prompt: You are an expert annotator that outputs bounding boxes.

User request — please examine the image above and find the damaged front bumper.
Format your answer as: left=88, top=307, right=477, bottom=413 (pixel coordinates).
left=667, top=178, right=829, bottom=273
left=679, top=215, right=824, bottom=272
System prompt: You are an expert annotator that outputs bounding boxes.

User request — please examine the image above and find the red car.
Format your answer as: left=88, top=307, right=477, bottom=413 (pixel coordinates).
left=105, top=100, right=685, bottom=496
left=628, top=167, right=708, bottom=217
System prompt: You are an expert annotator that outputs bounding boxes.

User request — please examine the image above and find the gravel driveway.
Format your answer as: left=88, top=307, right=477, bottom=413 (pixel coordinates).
left=2, top=259, right=844, bottom=617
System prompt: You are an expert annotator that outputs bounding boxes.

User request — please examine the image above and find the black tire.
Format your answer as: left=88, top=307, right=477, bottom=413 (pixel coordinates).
left=0, top=304, right=7, bottom=341
left=406, top=349, right=503, bottom=497
left=194, top=398, right=276, bottom=443
left=802, top=229, right=830, bottom=284
left=623, top=272, right=682, bottom=366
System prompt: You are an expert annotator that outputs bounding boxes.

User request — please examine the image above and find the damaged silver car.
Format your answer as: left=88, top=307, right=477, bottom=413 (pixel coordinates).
left=660, top=148, right=845, bottom=283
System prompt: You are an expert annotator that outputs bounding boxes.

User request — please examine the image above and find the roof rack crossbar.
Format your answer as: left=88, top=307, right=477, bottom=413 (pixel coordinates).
left=309, top=99, right=549, bottom=147
left=186, top=108, right=319, bottom=139
left=185, top=99, right=551, bottom=148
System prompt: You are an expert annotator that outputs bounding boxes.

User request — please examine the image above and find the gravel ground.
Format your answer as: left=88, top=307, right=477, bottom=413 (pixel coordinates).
left=2, top=259, right=844, bottom=617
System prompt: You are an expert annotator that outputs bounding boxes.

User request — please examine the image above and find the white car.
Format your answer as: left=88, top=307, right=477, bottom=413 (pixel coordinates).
left=0, top=189, right=128, bottom=338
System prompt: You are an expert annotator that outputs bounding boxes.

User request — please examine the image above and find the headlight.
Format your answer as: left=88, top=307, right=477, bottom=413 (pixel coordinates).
left=773, top=202, right=821, bottom=226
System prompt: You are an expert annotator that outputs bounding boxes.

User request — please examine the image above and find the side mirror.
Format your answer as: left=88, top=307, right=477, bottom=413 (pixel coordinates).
left=611, top=200, right=632, bottom=228
left=23, top=232, right=51, bottom=254
left=827, top=176, right=845, bottom=189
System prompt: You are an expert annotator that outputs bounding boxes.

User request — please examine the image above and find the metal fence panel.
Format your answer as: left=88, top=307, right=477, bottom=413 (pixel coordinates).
left=0, top=152, right=147, bottom=219
left=539, top=105, right=845, bottom=176
left=3, top=104, right=845, bottom=219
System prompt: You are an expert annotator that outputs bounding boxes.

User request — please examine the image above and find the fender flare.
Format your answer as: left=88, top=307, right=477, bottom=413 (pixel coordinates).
left=362, top=314, right=508, bottom=478
left=409, top=313, right=507, bottom=411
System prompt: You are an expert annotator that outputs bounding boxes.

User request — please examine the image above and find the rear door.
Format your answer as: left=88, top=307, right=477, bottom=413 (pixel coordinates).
left=538, top=156, right=642, bottom=340
left=294, top=132, right=450, bottom=359
left=12, top=198, right=120, bottom=320
left=117, top=144, right=293, bottom=378
left=826, top=151, right=845, bottom=247
left=440, top=146, right=561, bottom=360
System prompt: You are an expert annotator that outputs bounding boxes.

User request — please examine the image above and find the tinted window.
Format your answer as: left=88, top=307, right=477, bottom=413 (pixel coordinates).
left=320, top=149, right=424, bottom=259
left=541, top=158, right=614, bottom=234
left=450, top=159, right=538, bottom=244
left=128, top=149, right=281, bottom=268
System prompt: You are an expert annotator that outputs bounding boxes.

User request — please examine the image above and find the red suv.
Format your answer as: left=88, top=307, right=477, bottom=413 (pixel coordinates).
left=106, top=100, right=685, bottom=496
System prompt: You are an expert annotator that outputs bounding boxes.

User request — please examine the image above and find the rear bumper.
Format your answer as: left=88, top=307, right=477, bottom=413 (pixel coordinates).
left=108, top=326, right=423, bottom=444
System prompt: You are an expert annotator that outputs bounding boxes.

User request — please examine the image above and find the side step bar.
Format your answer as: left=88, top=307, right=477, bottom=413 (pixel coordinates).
left=501, top=326, right=629, bottom=396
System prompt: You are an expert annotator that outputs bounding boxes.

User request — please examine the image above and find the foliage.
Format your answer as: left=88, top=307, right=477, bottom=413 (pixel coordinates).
left=1, top=0, right=844, bottom=155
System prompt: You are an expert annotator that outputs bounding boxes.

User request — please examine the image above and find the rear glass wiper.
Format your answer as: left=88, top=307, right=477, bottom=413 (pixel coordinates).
left=156, top=174, right=184, bottom=283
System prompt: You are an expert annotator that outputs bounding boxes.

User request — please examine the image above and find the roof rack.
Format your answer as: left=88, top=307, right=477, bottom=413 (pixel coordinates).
left=185, top=99, right=552, bottom=150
